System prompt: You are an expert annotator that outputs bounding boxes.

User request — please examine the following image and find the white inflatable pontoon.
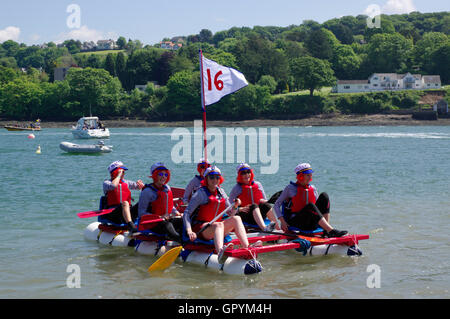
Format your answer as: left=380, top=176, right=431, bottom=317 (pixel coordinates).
left=84, top=222, right=364, bottom=275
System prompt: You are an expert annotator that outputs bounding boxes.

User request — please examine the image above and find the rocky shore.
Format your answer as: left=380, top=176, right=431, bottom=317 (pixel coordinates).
left=2, top=114, right=450, bottom=129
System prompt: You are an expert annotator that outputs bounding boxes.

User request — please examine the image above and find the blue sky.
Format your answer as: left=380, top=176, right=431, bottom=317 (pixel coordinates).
left=0, top=0, right=448, bottom=45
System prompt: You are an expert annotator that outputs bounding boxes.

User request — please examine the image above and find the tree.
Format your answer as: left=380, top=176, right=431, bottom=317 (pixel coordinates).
left=155, top=51, right=175, bottom=85
left=187, top=34, right=200, bottom=43
left=65, top=67, right=123, bottom=117
left=86, top=54, right=102, bottom=68
left=212, top=30, right=229, bottom=46
left=305, top=28, right=340, bottom=60
left=281, top=26, right=309, bottom=42
left=414, top=32, right=448, bottom=73
left=217, top=38, right=239, bottom=53
left=0, top=56, right=17, bottom=68
left=363, top=16, right=395, bottom=41
left=40, top=80, right=72, bottom=120
left=290, top=56, right=335, bottom=96
left=228, top=84, right=271, bottom=119
left=115, top=51, right=127, bottom=87
left=125, top=47, right=162, bottom=90
left=323, top=19, right=354, bottom=44
left=234, top=33, right=289, bottom=83
left=126, top=39, right=143, bottom=53
left=430, top=41, right=450, bottom=84
left=365, top=33, right=413, bottom=73
left=169, top=54, right=194, bottom=75
left=163, top=70, right=201, bottom=119
left=104, top=53, right=116, bottom=77
left=397, top=24, right=421, bottom=43
left=302, top=20, right=321, bottom=31
left=275, top=40, right=309, bottom=73
left=257, top=75, right=277, bottom=93
left=15, top=46, right=45, bottom=68
left=205, top=50, right=238, bottom=69
left=42, top=46, right=69, bottom=79
left=0, top=77, right=44, bottom=119
left=331, top=45, right=361, bottom=79
left=199, top=29, right=213, bottom=43
left=0, top=66, right=18, bottom=84
left=1, top=40, right=20, bottom=57
left=117, top=36, right=127, bottom=50
left=63, top=39, right=82, bottom=54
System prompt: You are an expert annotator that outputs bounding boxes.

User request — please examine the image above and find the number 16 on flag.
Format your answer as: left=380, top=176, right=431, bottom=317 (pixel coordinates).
left=200, top=51, right=248, bottom=107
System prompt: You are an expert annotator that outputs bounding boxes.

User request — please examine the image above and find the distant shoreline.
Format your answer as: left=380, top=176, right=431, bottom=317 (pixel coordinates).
left=2, top=114, right=450, bottom=128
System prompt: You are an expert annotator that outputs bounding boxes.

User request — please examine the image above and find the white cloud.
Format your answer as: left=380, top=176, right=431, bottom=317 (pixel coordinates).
left=381, top=0, right=416, bottom=14
left=0, top=26, right=20, bottom=43
left=54, top=25, right=117, bottom=44
left=30, top=34, right=41, bottom=43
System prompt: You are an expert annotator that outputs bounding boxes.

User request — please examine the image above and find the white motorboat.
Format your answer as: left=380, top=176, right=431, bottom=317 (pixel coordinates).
left=59, top=141, right=113, bottom=154
left=71, top=117, right=110, bottom=139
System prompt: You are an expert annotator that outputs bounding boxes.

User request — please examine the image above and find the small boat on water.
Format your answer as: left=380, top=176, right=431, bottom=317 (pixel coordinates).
left=5, top=119, right=42, bottom=131
left=60, top=141, right=112, bottom=154
left=71, top=116, right=109, bottom=139
left=5, top=125, right=41, bottom=131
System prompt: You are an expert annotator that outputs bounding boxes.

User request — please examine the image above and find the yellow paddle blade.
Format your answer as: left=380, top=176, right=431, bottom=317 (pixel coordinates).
left=147, top=246, right=183, bottom=273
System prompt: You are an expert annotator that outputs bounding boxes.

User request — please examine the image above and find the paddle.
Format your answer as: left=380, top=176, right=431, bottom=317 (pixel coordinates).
left=147, top=204, right=235, bottom=273
left=138, top=214, right=165, bottom=231
left=77, top=207, right=115, bottom=219
left=256, top=229, right=365, bottom=245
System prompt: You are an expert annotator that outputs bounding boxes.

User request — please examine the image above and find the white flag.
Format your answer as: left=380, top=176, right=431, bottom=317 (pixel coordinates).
left=201, top=55, right=248, bottom=106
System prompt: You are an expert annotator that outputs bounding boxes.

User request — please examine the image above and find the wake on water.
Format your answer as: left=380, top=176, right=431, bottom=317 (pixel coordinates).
left=298, top=132, right=450, bottom=139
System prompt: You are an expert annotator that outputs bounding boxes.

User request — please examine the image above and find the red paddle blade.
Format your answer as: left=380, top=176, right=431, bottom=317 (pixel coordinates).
left=77, top=208, right=115, bottom=219
left=138, top=214, right=164, bottom=230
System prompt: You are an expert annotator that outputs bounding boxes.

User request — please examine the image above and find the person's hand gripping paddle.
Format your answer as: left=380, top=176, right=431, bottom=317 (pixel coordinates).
left=147, top=204, right=234, bottom=273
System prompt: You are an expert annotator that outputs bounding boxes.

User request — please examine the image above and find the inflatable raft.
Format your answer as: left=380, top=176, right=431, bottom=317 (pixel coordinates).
left=84, top=220, right=368, bottom=276
left=60, top=141, right=112, bottom=153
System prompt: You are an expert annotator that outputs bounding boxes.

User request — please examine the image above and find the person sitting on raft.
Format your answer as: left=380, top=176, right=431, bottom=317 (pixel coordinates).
left=182, top=158, right=211, bottom=204
left=103, top=161, right=144, bottom=234
left=137, top=162, right=183, bottom=242
left=183, top=166, right=255, bottom=264
left=229, top=163, right=280, bottom=232
left=273, top=163, right=348, bottom=238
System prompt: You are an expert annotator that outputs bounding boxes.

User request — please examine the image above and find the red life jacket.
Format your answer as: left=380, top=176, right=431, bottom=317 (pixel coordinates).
left=195, top=187, right=227, bottom=223
left=106, top=180, right=131, bottom=207
left=290, top=183, right=317, bottom=213
left=144, top=184, right=174, bottom=216
left=238, top=182, right=264, bottom=206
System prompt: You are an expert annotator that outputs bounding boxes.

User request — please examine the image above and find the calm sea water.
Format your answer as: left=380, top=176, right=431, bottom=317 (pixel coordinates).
left=0, top=124, right=449, bottom=299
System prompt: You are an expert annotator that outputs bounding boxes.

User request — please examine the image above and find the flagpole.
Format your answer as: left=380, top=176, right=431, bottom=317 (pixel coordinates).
left=199, top=49, right=207, bottom=163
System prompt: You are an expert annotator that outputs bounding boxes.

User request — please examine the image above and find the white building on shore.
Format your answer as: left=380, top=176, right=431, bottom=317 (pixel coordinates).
left=333, top=73, right=441, bottom=93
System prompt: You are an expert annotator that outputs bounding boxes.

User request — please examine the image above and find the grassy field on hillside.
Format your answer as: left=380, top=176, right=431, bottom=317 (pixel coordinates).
left=273, top=86, right=449, bottom=98
left=75, top=49, right=125, bottom=57
left=273, top=87, right=332, bottom=97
